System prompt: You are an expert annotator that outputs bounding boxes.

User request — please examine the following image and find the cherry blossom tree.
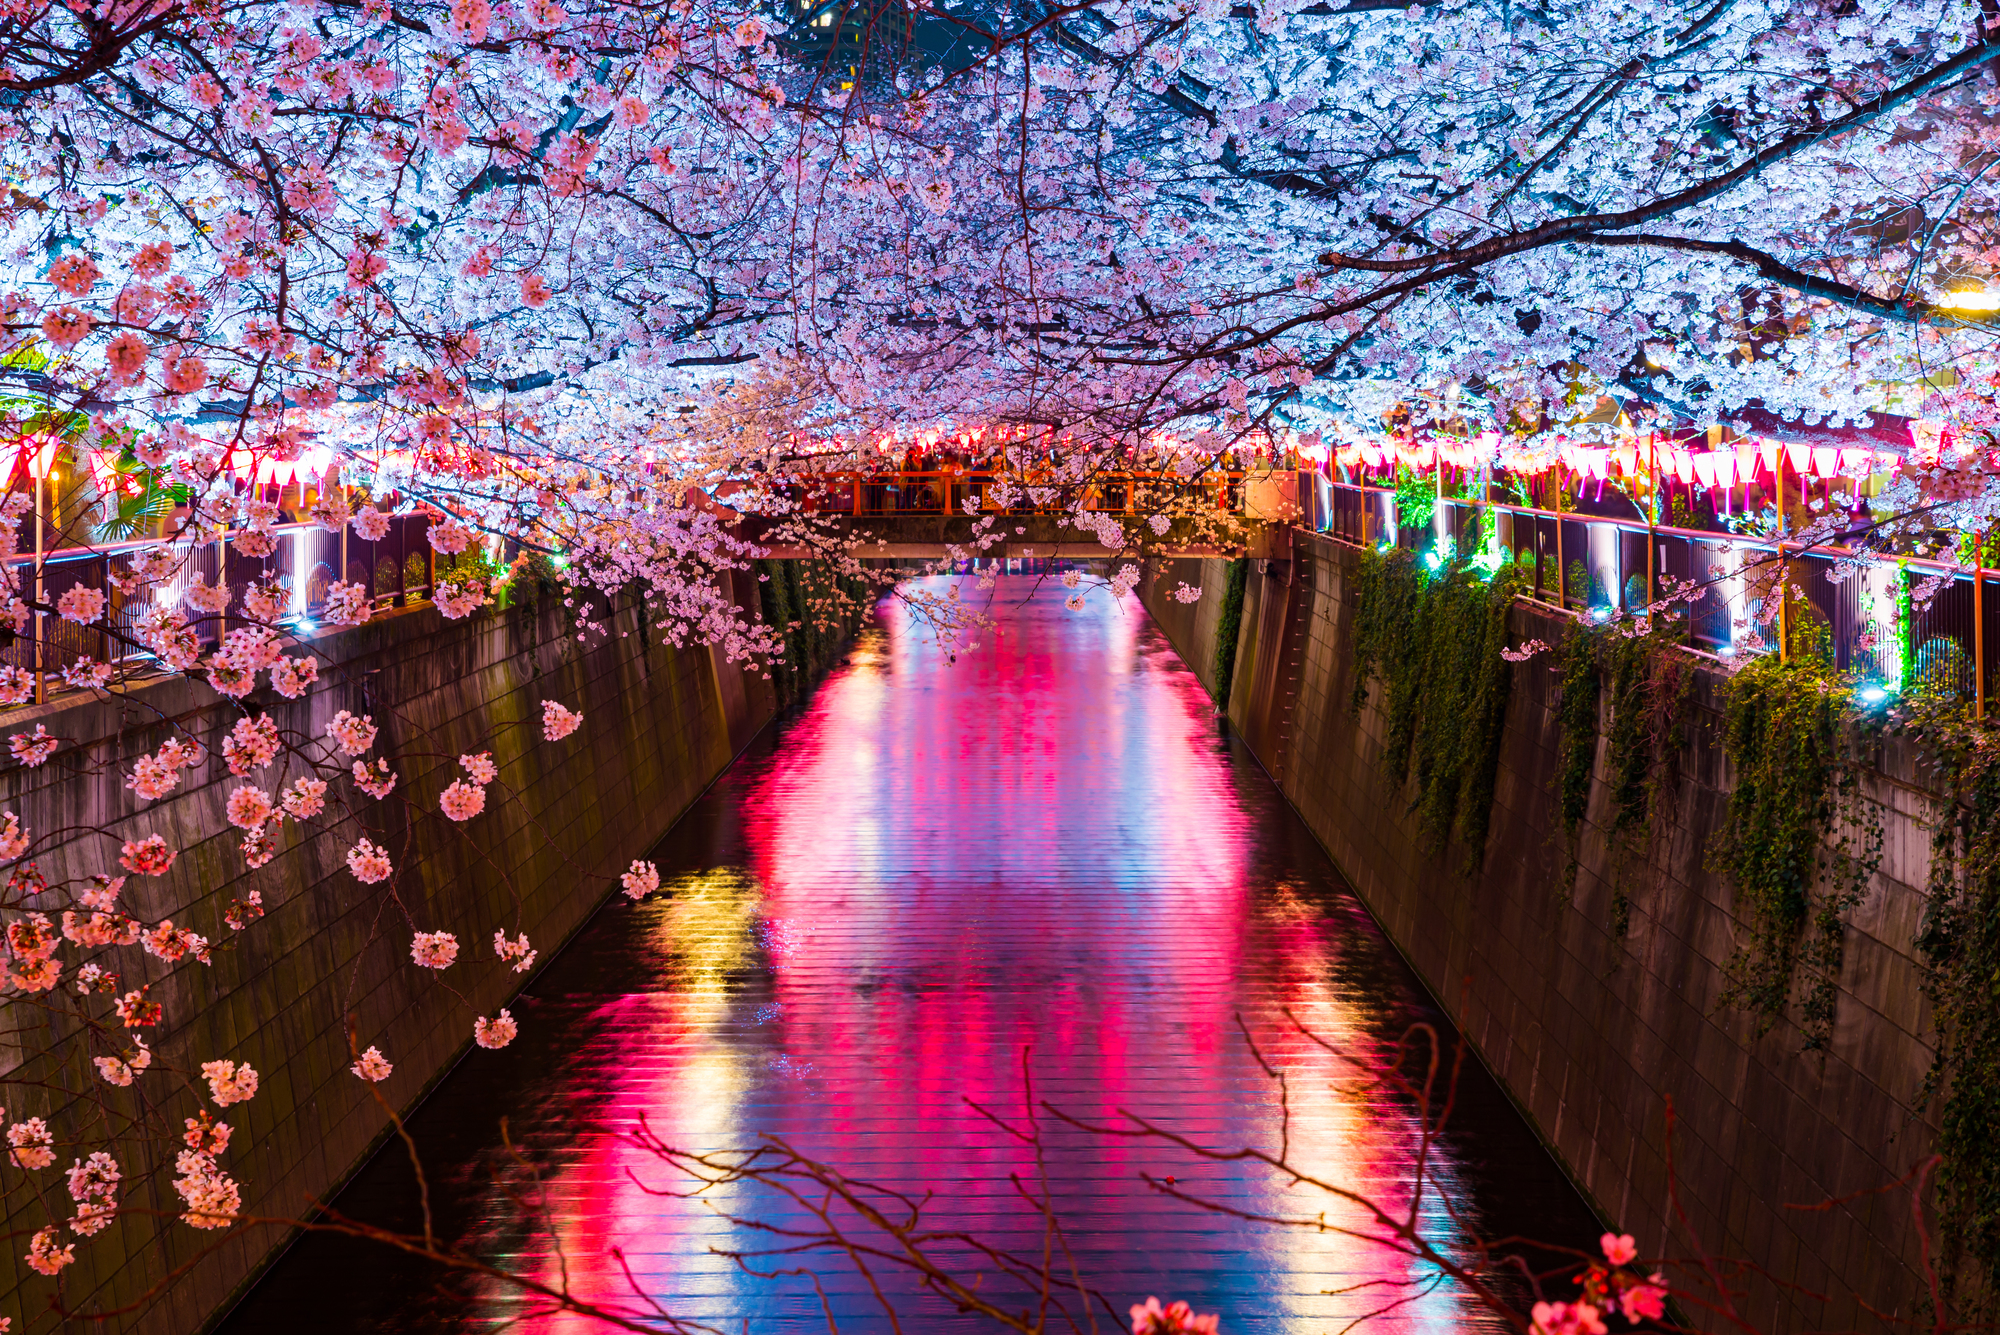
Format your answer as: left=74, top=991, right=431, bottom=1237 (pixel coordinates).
left=0, top=0, right=1996, bottom=1305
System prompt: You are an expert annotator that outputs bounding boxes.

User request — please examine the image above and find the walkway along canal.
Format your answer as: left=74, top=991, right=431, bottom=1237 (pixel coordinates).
left=222, top=571, right=1600, bottom=1332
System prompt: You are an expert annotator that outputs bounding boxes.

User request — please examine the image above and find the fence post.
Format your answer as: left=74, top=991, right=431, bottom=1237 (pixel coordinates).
left=1778, top=543, right=1790, bottom=663
left=1977, top=554, right=1986, bottom=719
left=32, top=474, right=43, bottom=704
left=1434, top=454, right=1444, bottom=553
left=1555, top=475, right=1566, bottom=609
left=1646, top=435, right=1657, bottom=623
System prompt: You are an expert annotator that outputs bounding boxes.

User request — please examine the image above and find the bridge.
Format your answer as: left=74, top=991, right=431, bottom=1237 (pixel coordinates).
left=736, top=466, right=1312, bottom=558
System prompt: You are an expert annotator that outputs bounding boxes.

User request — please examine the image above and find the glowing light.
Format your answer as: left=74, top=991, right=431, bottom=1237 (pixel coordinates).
left=1936, top=287, right=2000, bottom=313
left=1858, top=684, right=1891, bottom=703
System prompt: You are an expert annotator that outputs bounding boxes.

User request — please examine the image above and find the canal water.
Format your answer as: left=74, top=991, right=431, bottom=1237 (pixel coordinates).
left=225, top=572, right=1600, bottom=1333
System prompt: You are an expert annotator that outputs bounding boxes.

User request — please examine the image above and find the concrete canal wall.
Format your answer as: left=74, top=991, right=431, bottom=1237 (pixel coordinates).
left=0, top=577, right=779, bottom=1333
left=1144, top=533, right=1945, bottom=1333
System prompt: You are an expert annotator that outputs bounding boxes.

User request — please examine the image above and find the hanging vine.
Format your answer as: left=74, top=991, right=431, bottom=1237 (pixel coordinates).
left=1707, top=656, right=1881, bottom=1045
left=1600, top=631, right=1696, bottom=940
left=1350, top=547, right=1524, bottom=870
left=756, top=560, right=870, bottom=706
left=1551, top=623, right=1695, bottom=929
left=1554, top=628, right=1600, bottom=886
left=1905, top=701, right=2000, bottom=1273
left=1213, top=557, right=1249, bottom=708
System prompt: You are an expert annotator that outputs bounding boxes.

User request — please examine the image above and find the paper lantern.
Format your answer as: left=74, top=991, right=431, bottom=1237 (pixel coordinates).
left=1811, top=447, right=1838, bottom=477
left=1760, top=441, right=1783, bottom=474
left=85, top=448, right=118, bottom=493
left=1691, top=453, right=1716, bottom=488
left=1613, top=445, right=1639, bottom=476
left=1713, top=453, right=1738, bottom=488
left=11, top=438, right=59, bottom=480
left=1669, top=450, right=1694, bottom=483
left=1839, top=448, right=1871, bottom=476
left=1736, top=442, right=1760, bottom=481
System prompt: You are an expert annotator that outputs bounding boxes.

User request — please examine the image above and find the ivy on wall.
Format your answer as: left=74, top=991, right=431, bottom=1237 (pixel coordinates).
left=1552, top=625, right=1693, bottom=931
left=1350, top=547, right=1524, bottom=869
left=1213, top=557, right=1249, bottom=709
left=1707, top=656, right=1882, bottom=1047
left=1554, top=630, right=1600, bottom=883
left=1907, top=703, right=2000, bottom=1273
left=757, top=560, right=869, bottom=706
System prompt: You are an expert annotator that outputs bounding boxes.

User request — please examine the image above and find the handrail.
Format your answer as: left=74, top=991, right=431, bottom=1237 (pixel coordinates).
left=1319, top=478, right=1989, bottom=711
left=1328, top=481, right=1971, bottom=579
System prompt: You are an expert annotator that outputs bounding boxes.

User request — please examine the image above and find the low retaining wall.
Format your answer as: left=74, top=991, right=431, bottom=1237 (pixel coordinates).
left=0, top=576, right=777, bottom=1333
left=1144, top=534, right=1944, bottom=1332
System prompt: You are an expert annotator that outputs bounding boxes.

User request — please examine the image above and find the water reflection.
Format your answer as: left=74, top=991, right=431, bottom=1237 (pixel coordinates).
left=227, top=573, right=1597, bottom=1333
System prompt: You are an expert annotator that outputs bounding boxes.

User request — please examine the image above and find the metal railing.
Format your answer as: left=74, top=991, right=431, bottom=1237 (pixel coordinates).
left=3, top=513, right=435, bottom=701
left=781, top=470, right=1254, bottom=517
left=1320, top=480, right=1992, bottom=710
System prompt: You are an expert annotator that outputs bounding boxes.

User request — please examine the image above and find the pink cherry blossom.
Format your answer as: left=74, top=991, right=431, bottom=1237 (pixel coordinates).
left=24, top=1227, right=73, bottom=1275
left=410, top=930, right=459, bottom=969
left=350, top=1047, right=393, bottom=1082
left=0, top=812, right=30, bottom=861
left=621, top=860, right=660, bottom=899
left=163, top=356, right=208, bottom=396
left=118, top=834, right=173, bottom=876
left=473, top=1009, right=518, bottom=1049
left=1600, top=1232, right=1638, bottom=1267
left=59, top=659, right=113, bottom=691
left=460, top=752, right=497, bottom=784
left=439, top=779, right=486, bottom=821
left=345, top=838, right=392, bottom=884
left=224, top=714, right=281, bottom=774
left=1530, top=1301, right=1607, bottom=1335
left=104, top=331, right=148, bottom=382
left=55, top=585, right=106, bottom=625
left=200, top=1060, right=259, bottom=1106
left=8, top=1117, right=54, bottom=1170
left=40, top=305, right=91, bottom=348
left=224, top=786, right=275, bottom=831
left=327, top=710, right=377, bottom=756
left=427, top=518, right=473, bottom=554
left=9, top=726, right=57, bottom=767
left=492, top=930, right=536, bottom=972
left=47, top=253, right=99, bottom=296
left=352, top=759, right=398, bottom=798
left=351, top=507, right=391, bottom=541
left=0, top=666, right=36, bottom=705
left=541, top=700, right=583, bottom=740
left=270, top=656, right=320, bottom=698
left=94, top=1039, right=152, bottom=1087
left=435, top=578, right=490, bottom=619
left=1129, top=1297, right=1220, bottom=1335
left=281, top=776, right=328, bottom=819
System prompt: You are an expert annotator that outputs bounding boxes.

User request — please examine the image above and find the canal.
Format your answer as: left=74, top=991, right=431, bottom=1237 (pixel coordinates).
left=222, top=571, right=1601, bottom=1332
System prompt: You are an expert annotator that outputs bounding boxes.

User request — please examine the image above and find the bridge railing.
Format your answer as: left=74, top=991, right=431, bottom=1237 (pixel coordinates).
left=1318, top=479, right=1994, bottom=708
left=781, top=470, right=1253, bottom=516
left=0, top=513, right=435, bottom=702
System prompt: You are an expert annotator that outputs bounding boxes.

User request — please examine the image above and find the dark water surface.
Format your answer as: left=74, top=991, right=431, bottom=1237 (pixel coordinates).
left=225, top=573, right=1599, bottom=1333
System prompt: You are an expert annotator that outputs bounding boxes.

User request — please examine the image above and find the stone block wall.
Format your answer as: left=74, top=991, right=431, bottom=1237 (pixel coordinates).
left=0, top=577, right=774, bottom=1333
left=1144, top=534, right=1947, bottom=1332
